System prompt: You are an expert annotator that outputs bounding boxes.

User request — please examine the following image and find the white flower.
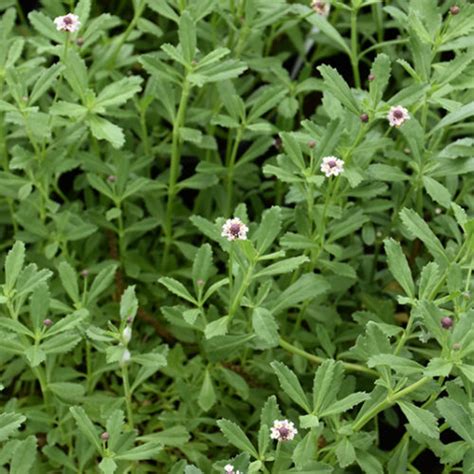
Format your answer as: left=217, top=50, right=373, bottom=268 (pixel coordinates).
left=224, top=464, right=242, bottom=474
left=270, top=419, right=298, bottom=442
left=120, top=348, right=131, bottom=366
left=320, top=156, right=344, bottom=177
left=221, top=217, right=249, bottom=241
left=122, top=326, right=132, bottom=345
left=311, top=0, right=331, bottom=16
left=387, top=105, right=410, bottom=128
left=54, top=13, right=81, bottom=33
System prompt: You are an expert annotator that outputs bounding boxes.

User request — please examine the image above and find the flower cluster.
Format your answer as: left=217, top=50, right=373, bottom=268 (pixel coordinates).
left=270, top=419, right=298, bottom=442
left=54, top=13, right=81, bottom=33
left=387, top=105, right=410, bottom=128
left=320, top=156, right=344, bottom=178
left=221, top=217, right=249, bottom=241
left=311, top=0, right=331, bottom=16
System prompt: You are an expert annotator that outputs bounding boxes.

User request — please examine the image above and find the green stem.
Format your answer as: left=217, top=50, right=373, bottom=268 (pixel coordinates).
left=279, top=338, right=377, bottom=377
left=352, top=377, right=431, bottom=432
left=121, top=364, right=134, bottom=428
left=226, top=126, right=244, bottom=215
left=162, top=79, right=191, bottom=269
left=350, top=8, right=361, bottom=88
left=228, top=260, right=254, bottom=319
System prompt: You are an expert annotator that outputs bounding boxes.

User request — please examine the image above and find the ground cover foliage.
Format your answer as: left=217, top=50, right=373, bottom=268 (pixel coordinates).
left=0, top=0, right=473, bottom=472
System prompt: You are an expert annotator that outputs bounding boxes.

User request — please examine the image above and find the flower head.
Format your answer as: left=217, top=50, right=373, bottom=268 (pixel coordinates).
left=270, top=419, right=298, bottom=442
left=320, top=156, right=344, bottom=177
left=224, top=464, right=242, bottom=474
left=120, top=348, right=131, bottom=366
left=54, top=13, right=81, bottom=33
left=311, top=0, right=331, bottom=16
left=441, top=316, right=453, bottom=330
left=387, top=105, right=410, bottom=128
left=221, top=217, right=249, bottom=241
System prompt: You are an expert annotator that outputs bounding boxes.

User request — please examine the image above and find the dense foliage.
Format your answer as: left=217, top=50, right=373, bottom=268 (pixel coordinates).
left=0, top=0, right=473, bottom=472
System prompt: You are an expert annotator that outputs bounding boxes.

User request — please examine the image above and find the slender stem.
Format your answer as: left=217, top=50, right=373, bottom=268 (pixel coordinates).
left=121, top=364, right=134, bottom=428
left=279, top=338, right=377, bottom=377
left=352, top=377, right=431, bottom=432
left=162, top=79, right=191, bottom=269
left=226, top=126, right=243, bottom=215
left=228, top=260, right=254, bottom=319
left=350, top=8, right=361, bottom=88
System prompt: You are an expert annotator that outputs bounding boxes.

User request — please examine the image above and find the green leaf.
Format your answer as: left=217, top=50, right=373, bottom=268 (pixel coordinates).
left=252, top=307, right=279, bottom=348
left=5, top=241, right=25, bottom=293
left=99, top=458, right=117, bottom=474
left=271, top=361, right=311, bottom=412
left=95, top=76, right=143, bottom=109
left=307, top=11, right=351, bottom=55
left=253, top=206, right=282, bottom=254
left=48, top=382, right=85, bottom=402
left=192, top=244, right=213, bottom=285
left=383, top=238, right=415, bottom=298
left=29, top=63, right=64, bottom=106
left=280, top=133, right=305, bottom=170
left=398, top=401, right=439, bottom=439
left=198, top=370, right=216, bottom=412
left=369, top=53, right=391, bottom=105
left=321, top=392, right=371, bottom=417
left=64, top=51, right=88, bottom=97
left=10, top=435, right=36, bottom=474
left=28, top=11, right=63, bottom=42
left=159, top=277, right=197, bottom=304
left=335, top=437, right=356, bottom=469
left=400, top=208, right=447, bottom=262
left=431, top=102, right=474, bottom=134
left=437, top=398, right=473, bottom=443
left=88, top=116, right=125, bottom=149
left=114, top=442, right=162, bottom=460
left=87, top=264, right=118, bottom=304
left=312, top=359, right=342, bottom=414
left=179, top=11, right=196, bottom=64
left=24, top=346, right=46, bottom=367
left=0, top=412, right=26, bottom=442
left=120, top=285, right=138, bottom=321
left=204, top=316, right=229, bottom=339
left=422, top=176, right=451, bottom=209
left=293, top=431, right=318, bottom=469
left=318, top=65, right=359, bottom=115
left=253, top=256, right=309, bottom=278
left=138, top=426, right=190, bottom=447
left=58, top=261, right=80, bottom=304
left=69, top=406, right=102, bottom=452
left=217, top=419, right=259, bottom=458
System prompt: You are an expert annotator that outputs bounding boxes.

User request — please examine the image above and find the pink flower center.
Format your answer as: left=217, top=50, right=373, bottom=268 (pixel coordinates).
left=327, top=159, right=337, bottom=168
left=278, top=427, right=290, bottom=439
left=64, top=16, right=73, bottom=25
left=229, top=223, right=241, bottom=236
left=393, top=109, right=404, bottom=119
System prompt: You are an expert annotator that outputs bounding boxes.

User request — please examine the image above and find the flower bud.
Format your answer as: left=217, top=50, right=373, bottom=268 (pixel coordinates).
left=122, top=326, right=132, bottom=345
left=101, top=432, right=110, bottom=441
left=107, top=175, right=117, bottom=183
left=452, top=342, right=461, bottom=351
left=76, top=37, right=84, bottom=47
left=120, top=349, right=131, bottom=366
left=80, top=268, right=89, bottom=278
left=462, top=291, right=470, bottom=300
left=368, top=73, right=375, bottom=82
left=43, top=319, right=53, bottom=328
left=307, top=140, right=316, bottom=149
left=360, top=113, right=369, bottom=123
left=450, top=5, right=460, bottom=15
left=441, top=316, right=453, bottom=329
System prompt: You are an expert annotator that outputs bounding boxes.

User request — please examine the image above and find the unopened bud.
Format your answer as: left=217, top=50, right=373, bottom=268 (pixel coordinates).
left=43, top=319, right=53, bottom=328
left=80, top=268, right=89, bottom=278
left=196, top=279, right=205, bottom=287
left=120, top=348, right=131, bottom=366
left=452, top=342, right=461, bottom=351
left=122, top=326, right=132, bottom=345
left=126, top=316, right=134, bottom=324
left=462, top=291, right=470, bottom=300
left=441, top=316, right=453, bottom=329
left=434, top=207, right=442, bottom=215
left=76, top=37, right=84, bottom=47
left=273, top=137, right=282, bottom=151
left=101, top=432, right=110, bottom=441
left=360, top=113, right=369, bottom=123
left=368, top=73, right=375, bottom=82
left=107, top=175, right=117, bottom=183
left=307, top=140, right=316, bottom=149
left=450, top=5, right=460, bottom=15
left=404, top=148, right=411, bottom=155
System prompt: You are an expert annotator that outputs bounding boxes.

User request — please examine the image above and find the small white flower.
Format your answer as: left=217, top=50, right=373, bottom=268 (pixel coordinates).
left=221, top=217, right=249, bottom=241
left=122, top=326, right=132, bottom=345
left=435, top=207, right=442, bottom=215
left=54, top=13, right=81, bottom=33
left=270, top=419, right=298, bottom=442
left=387, top=105, right=410, bottom=128
left=224, top=464, right=242, bottom=474
left=120, top=348, right=131, bottom=366
left=320, top=156, right=344, bottom=177
left=311, top=0, right=331, bottom=16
